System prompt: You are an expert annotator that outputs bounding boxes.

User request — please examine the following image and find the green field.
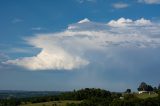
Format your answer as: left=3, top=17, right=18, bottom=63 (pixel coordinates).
left=21, top=100, right=82, bottom=106
left=135, top=92, right=158, bottom=99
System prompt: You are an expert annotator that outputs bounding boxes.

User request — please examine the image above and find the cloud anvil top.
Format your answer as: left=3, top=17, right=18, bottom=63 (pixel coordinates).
left=3, top=18, right=160, bottom=71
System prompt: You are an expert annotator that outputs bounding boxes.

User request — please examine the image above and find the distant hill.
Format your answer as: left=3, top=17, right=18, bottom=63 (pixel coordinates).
left=0, top=90, right=62, bottom=99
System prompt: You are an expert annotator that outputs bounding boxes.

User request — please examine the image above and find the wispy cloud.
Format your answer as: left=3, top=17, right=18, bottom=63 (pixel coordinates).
left=112, top=2, right=129, bottom=9
left=4, top=18, right=160, bottom=71
left=10, top=47, right=37, bottom=54
left=31, top=27, right=46, bottom=31
left=138, top=0, right=160, bottom=4
left=12, top=18, right=23, bottom=23
left=0, top=43, right=39, bottom=56
left=76, top=0, right=96, bottom=3
left=0, top=52, right=10, bottom=69
left=0, top=52, right=9, bottom=62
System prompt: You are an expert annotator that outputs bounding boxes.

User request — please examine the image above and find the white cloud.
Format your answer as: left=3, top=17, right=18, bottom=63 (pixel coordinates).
left=5, top=18, right=160, bottom=71
left=112, top=2, right=129, bottom=9
left=108, top=17, right=133, bottom=27
left=138, top=0, right=160, bottom=4
left=78, top=18, right=90, bottom=23
left=135, top=18, right=152, bottom=25
left=107, top=17, right=152, bottom=27
left=6, top=50, right=89, bottom=70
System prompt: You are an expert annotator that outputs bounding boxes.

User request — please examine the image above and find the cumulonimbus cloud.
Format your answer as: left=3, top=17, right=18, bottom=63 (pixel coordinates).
left=4, top=17, right=160, bottom=71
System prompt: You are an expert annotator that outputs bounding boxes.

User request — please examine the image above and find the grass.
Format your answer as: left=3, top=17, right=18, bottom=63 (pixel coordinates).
left=21, top=100, right=82, bottom=106
left=135, top=92, right=158, bottom=99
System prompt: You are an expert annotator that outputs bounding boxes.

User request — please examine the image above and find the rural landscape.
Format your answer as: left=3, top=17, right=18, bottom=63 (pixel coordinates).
left=0, top=0, right=160, bottom=105
left=0, top=82, right=160, bottom=106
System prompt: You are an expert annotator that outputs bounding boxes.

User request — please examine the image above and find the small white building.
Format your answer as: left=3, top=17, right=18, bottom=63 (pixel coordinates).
left=138, top=91, right=148, bottom=94
left=120, top=97, right=124, bottom=100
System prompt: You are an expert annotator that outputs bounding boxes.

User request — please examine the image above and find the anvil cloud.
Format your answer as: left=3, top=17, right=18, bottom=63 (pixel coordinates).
left=5, top=18, right=160, bottom=71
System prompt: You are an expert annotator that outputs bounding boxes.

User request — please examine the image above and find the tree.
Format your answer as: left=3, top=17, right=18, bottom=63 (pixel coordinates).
left=125, top=89, right=131, bottom=93
left=137, top=82, right=148, bottom=91
left=158, top=84, right=160, bottom=90
left=153, top=87, right=157, bottom=92
left=147, top=85, right=153, bottom=92
left=137, top=82, right=154, bottom=92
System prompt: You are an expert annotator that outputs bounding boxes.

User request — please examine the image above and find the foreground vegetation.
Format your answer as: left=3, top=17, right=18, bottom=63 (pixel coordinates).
left=0, top=82, right=160, bottom=106
left=21, top=100, right=82, bottom=106
left=135, top=92, right=158, bottom=99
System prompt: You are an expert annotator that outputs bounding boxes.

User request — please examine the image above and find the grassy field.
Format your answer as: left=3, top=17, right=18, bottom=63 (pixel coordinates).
left=135, top=92, right=158, bottom=99
left=21, top=100, right=82, bottom=106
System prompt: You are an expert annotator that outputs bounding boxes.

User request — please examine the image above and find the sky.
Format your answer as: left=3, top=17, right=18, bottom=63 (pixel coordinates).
left=0, top=0, right=160, bottom=92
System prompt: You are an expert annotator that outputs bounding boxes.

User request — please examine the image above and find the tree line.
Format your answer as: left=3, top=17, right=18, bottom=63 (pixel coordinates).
left=0, top=82, right=160, bottom=106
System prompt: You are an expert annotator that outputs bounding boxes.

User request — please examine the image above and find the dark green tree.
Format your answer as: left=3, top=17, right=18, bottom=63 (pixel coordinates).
left=153, top=87, right=158, bottom=92
left=125, top=89, right=131, bottom=93
left=147, top=85, right=153, bottom=92
left=158, top=84, right=160, bottom=90
left=137, top=82, right=148, bottom=91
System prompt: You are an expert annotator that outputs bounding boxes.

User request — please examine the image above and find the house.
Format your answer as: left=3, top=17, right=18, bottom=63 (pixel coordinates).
left=120, top=96, right=124, bottom=100
left=138, top=91, right=148, bottom=94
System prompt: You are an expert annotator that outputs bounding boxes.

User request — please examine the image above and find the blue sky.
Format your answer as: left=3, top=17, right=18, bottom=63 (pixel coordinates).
left=0, top=0, right=160, bottom=91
